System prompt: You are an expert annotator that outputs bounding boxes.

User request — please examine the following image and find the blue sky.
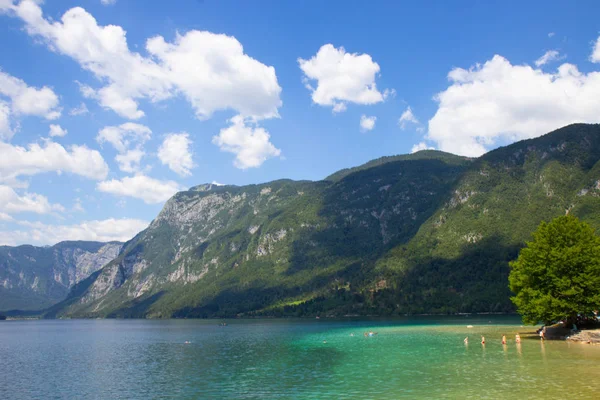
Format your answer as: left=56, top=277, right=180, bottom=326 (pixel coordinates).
left=0, top=0, right=599, bottom=245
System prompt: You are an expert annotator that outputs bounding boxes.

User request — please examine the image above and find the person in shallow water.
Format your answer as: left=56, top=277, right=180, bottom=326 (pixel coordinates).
left=515, top=333, right=521, bottom=343
left=481, top=336, right=485, bottom=344
left=502, top=335, right=507, bottom=345
left=464, top=337, right=469, bottom=344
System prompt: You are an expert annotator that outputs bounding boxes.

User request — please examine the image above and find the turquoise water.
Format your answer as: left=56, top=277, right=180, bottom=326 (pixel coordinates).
left=1, top=317, right=599, bottom=399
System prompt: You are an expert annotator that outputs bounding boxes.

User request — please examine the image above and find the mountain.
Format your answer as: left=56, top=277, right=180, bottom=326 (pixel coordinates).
left=0, top=241, right=122, bottom=311
left=48, top=123, right=600, bottom=318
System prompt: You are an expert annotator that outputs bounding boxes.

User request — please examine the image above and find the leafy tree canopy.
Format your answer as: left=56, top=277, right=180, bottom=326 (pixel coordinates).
left=509, top=215, right=600, bottom=325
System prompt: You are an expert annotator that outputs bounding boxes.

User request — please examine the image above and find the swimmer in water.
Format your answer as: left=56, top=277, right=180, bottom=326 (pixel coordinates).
left=502, top=335, right=507, bottom=345
left=464, top=337, right=469, bottom=344
left=515, top=333, right=521, bottom=343
left=481, top=336, right=485, bottom=345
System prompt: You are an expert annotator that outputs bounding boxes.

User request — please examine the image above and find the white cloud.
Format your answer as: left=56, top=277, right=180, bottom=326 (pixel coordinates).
left=398, top=106, right=419, bottom=129
left=2, top=1, right=282, bottom=120
left=548, top=32, right=555, bottom=38
left=0, top=218, right=149, bottom=246
left=69, top=102, right=89, bottom=116
left=146, top=31, right=282, bottom=120
left=0, top=100, right=11, bottom=138
left=0, top=69, right=61, bottom=120
left=535, top=50, right=562, bottom=67
left=158, top=133, right=194, bottom=177
left=48, top=124, right=67, bottom=137
left=97, top=175, right=182, bottom=204
left=410, top=142, right=435, bottom=153
left=359, top=115, right=376, bottom=132
left=0, top=139, right=109, bottom=187
left=298, top=44, right=387, bottom=112
left=332, top=103, right=347, bottom=113
left=213, top=115, right=281, bottom=169
left=97, top=123, right=151, bottom=172
left=100, top=0, right=116, bottom=5
left=211, top=181, right=225, bottom=186
left=97, top=123, right=151, bottom=153
left=0, top=212, right=13, bottom=221
left=428, top=55, right=600, bottom=156
left=592, top=36, right=600, bottom=63
left=114, top=148, right=145, bottom=174
left=0, top=184, right=64, bottom=214
left=0, top=69, right=61, bottom=139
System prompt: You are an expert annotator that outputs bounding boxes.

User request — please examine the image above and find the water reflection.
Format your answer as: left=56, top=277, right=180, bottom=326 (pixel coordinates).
left=539, top=340, right=546, bottom=362
left=1, top=319, right=600, bottom=399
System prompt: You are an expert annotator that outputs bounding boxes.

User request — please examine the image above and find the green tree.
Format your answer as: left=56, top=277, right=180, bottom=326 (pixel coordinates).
left=509, top=215, right=600, bottom=325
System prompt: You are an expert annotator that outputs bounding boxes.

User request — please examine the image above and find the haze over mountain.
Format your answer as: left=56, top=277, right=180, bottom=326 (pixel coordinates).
left=0, top=241, right=122, bottom=311
left=40, top=124, right=600, bottom=318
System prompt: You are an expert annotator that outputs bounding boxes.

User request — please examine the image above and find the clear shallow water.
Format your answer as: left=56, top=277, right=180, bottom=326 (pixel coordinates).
left=1, top=317, right=599, bottom=399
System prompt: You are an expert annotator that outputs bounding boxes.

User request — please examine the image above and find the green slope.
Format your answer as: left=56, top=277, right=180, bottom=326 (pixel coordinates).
left=50, top=123, right=600, bottom=318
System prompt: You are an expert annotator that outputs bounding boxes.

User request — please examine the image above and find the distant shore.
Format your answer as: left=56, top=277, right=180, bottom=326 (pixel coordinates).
left=0, top=311, right=521, bottom=320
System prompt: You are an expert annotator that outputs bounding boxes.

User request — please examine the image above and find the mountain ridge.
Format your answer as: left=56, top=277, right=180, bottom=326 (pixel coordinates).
left=25, top=123, right=600, bottom=318
left=0, top=241, right=123, bottom=311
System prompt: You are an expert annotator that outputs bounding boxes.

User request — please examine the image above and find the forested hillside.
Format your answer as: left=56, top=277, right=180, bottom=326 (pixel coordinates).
left=47, top=124, right=600, bottom=318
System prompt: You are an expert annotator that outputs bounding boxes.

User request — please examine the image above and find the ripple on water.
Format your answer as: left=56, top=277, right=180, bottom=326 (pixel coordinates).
left=1, top=318, right=600, bottom=399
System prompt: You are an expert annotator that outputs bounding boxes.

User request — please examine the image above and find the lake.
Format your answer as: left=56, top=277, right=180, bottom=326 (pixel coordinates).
left=1, top=316, right=599, bottom=399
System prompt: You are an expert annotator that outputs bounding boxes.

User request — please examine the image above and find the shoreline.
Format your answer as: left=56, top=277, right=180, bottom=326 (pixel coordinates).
left=2, top=311, right=521, bottom=321
left=566, top=329, right=600, bottom=345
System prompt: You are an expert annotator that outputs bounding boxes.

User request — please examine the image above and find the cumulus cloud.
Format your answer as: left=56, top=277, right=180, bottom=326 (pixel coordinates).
left=298, top=44, right=388, bottom=112
left=48, top=124, right=67, bottom=137
left=398, top=106, right=419, bottom=129
left=535, top=50, right=562, bottom=67
left=146, top=31, right=282, bottom=120
left=69, top=102, right=88, bottom=116
left=428, top=55, right=600, bottom=156
left=0, top=139, right=109, bottom=187
left=97, top=123, right=151, bottom=172
left=0, top=218, right=149, bottom=246
left=0, top=184, right=64, bottom=214
left=410, top=142, right=435, bottom=153
left=592, top=36, right=600, bottom=63
left=0, top=69, right=61, bottom=139
left=158, top=133, right=194, bottom=177
left=359, top=115, right=376, bottom=132
left=97, top=175, right=182, bottom=204
left=0, top=69, right=60, bottom=119
left=97, top=123, right=151, bottom=153
left=1, top=1, right=281, bottom=120
left=114, top=148, right=145, bottom=174
left=213, top=115, right=281, bottom=169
